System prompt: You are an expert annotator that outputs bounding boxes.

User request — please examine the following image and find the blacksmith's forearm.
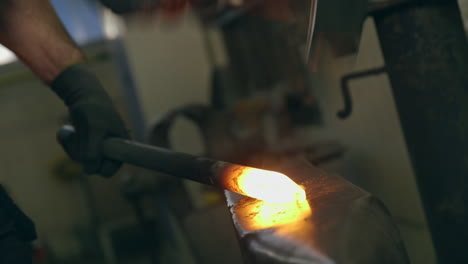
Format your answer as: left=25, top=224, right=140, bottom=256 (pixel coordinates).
left=0, top=0, right=85, bottom=83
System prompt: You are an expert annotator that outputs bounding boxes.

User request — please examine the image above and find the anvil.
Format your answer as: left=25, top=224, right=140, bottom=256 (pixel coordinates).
left=226, top=157, right=410, bottom=264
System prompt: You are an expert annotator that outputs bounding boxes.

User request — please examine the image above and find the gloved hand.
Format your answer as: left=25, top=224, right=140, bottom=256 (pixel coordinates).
left=51, top=64, right=130, bottom=177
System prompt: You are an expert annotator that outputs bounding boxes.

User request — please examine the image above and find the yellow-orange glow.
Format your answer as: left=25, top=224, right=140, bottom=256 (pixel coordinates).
left=254, top=199, right=310, bottom=230
left=235, top=168, right=306, bottom=204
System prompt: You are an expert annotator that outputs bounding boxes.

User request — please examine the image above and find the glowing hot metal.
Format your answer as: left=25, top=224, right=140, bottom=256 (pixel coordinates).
left=219, top=166, right=306, bottom=203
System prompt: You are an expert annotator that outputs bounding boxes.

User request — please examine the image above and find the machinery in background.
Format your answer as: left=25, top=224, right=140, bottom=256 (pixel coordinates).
left=110, top=4, right=352, bottom=257
left=101, top=0, right=468, bottom=263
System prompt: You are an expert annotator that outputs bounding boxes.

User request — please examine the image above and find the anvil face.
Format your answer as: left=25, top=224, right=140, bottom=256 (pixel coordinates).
left=226, top=158, right=410, bottom=264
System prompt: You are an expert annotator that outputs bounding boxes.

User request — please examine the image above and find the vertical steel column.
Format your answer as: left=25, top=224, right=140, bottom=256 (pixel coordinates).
left=374, top=1, right=468, bottom=263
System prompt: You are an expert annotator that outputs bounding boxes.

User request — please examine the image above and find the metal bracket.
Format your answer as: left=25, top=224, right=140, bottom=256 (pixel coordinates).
left=337, top=67, right=387, bottom=119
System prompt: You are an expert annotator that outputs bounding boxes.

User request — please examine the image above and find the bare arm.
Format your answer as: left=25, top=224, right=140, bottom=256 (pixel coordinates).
left=0, top=1, right=129, bottom=178
left=0, top=0, right=85, bottom=83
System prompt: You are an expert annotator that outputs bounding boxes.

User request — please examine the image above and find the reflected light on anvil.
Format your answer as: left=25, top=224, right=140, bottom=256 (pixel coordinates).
left=234, top=168, right=306, bottom=203
left=255, top=198, right=311, bottom=229
left=233, top=196, right=312, bottom=231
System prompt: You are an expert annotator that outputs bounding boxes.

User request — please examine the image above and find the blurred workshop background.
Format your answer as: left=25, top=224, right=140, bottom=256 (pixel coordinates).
left=0, top=0, right=467, bottom=263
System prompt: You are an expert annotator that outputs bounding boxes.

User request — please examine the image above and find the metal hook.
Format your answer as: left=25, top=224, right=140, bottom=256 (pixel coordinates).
left=337, top=67, right=387, bottom=119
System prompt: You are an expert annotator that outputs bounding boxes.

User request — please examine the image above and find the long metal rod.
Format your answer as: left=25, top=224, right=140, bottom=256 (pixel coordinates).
left=58, top=126, right=273, bottom=198
left=102, top=138, right=221, bottom=186
left=305, top=0, right=319, bottom=62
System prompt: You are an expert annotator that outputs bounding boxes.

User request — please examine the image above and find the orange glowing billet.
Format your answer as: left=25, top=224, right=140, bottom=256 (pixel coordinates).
left=221, top=165, right=306, bottom=203
left=233, top=196, right=312, bottom=230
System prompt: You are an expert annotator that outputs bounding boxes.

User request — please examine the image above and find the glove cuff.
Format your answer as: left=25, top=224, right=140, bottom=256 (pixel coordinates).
left=51, top=64, right=107, bottom=107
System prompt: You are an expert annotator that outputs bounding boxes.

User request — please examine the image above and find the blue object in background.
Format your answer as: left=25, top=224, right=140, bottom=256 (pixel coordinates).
left=0, top=0, right=105, bottom=65
left=51, top=0, right=105, bottom=44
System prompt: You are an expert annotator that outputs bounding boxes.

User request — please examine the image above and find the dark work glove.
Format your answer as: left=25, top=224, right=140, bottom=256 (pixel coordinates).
left=51, top=64, right=130, bottom=177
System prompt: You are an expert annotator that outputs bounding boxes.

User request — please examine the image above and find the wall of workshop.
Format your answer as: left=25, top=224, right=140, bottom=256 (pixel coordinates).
left=122, top=14, right=213, bottom=209
left=123, top=15, right=211, bottom=126
left=460, top=0, right=468, bottom=32
left=0, top=56, right=135, bottom=259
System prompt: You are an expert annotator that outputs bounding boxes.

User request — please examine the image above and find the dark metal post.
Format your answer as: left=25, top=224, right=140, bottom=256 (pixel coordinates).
left=374, top=1, right=468, bottom=263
